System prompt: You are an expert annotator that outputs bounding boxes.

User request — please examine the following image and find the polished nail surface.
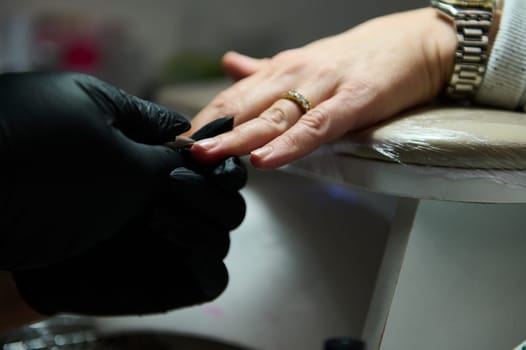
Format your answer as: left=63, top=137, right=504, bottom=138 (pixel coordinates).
left=195, top=137, right=219, bottom=150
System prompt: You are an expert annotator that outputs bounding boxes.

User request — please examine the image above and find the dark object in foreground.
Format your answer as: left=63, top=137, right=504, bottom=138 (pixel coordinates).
left=324, top=337, right=365, bottom=350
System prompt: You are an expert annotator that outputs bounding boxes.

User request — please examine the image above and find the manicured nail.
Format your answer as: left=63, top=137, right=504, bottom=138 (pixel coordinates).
left=195, top=137, right=219, bottom=150
left=251, top=145, right=273, bottom=159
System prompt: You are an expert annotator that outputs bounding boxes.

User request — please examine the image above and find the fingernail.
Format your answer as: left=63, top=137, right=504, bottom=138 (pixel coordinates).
left=251, top=145, right=273, bottom=159
left=195, top=137, right=219, bottom=150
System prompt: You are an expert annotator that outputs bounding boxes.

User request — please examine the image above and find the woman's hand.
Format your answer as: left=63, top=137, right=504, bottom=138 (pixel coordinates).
left=189, top=8, right=457, bottom=169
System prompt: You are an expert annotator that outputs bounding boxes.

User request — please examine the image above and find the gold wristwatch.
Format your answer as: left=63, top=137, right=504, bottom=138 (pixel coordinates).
left=431, top=0, right=503, bottom=99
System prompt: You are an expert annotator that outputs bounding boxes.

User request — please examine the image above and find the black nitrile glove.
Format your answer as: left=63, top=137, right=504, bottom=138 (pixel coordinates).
left=12, top=118, right=247, bottom=316
left=0, top=72, right=191, bottom=270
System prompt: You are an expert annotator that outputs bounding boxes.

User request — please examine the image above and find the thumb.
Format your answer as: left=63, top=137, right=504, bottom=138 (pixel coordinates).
left=138, top=142, right=186, bottom=176
left=222, top=51, right=265, bottom=81
left=77, top=74, right=191, bottom=144
left=115, top=94, right=192, bottom=144
left=191, top=116, right=234, bottom=141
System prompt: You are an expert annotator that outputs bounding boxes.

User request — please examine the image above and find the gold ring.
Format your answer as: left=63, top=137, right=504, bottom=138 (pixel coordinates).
left=281, top=89, right=312, bottom=113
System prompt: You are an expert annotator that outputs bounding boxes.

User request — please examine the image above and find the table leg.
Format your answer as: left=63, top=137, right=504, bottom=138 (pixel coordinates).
left=363, top=199, right=526, bottom=350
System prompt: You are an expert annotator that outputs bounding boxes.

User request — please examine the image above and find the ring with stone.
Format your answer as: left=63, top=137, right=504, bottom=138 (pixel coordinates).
left=281, top=89, right=312, bottom=113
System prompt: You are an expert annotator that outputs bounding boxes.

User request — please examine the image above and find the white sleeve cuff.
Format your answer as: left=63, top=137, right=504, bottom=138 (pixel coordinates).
left=475, top=0, right=526, bottom=112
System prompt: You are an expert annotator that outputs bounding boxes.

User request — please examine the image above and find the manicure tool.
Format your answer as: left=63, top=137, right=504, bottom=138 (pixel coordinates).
left=164, top=135, right=195, bottom=149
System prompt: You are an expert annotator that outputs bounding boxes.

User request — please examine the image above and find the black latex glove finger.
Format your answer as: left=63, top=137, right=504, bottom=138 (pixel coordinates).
left=168, top=167, right=246, bottom=231
left=76, top=74, right=190, bottom=144
left=162, top=117, right=247, bottom=236
left=182, top=117, right=248, bottom=191
left=191, top=117, right=234, bottom=141
left=209, top=156, right=247, bottom=192
left=12, top=213, right=229, bottom=316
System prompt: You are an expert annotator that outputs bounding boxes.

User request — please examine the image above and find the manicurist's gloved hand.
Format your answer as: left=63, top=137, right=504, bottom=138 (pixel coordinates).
left=12, top=118, right=247, bottom=316
left=0, top=72, right=190, bottom=270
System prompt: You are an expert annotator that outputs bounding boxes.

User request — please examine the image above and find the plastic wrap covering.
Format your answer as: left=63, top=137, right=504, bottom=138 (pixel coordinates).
left=285, top=106, right=526, bottom=203
left=333, top=106, right=526, bottom=170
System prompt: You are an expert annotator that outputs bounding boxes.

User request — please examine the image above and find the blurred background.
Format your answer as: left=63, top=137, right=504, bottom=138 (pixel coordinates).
left=0, top=0, right=426, bottom=97
left=0, top=1, right=425, bottom=349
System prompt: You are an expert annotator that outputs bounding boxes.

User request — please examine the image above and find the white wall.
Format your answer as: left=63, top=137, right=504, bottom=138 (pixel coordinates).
left=0, top=0, right=428, bottom=93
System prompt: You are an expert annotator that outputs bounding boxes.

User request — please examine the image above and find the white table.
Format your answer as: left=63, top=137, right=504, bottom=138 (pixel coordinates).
left=288, top=107, right=526, bottom=350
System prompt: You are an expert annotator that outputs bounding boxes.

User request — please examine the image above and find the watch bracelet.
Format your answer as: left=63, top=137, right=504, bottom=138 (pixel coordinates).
left=448, top=9, right=493, bottom=99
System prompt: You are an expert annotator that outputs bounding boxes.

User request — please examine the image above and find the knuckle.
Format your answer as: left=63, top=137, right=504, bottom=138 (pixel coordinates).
left=316, top=62, right=338, bottom=79
left=299, top=107, right=331, bottom=137
left=335, top=80, right=380, bottom=129
left=339, top=79, right=376, bottom=106
left=209, top=90, right=242, bottom=116
left=227, top=127, right=246, bottom=143
left=274, top=108, right=332, bottom=155
left=259, top=107, right=289, bottom=131
left=279, top=133, right=302, bottom=152
left=273, top=48, right=298, bottom=62
left=271, top=49, right=304, bottom=75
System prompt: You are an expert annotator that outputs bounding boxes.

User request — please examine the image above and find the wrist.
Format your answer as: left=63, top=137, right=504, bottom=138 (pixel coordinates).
left=419, top=8, right=458, bottom=97
left=0, top=272, right=45, bottom=334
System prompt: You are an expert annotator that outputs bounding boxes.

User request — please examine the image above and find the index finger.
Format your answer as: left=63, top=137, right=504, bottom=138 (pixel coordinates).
left=188, top=74, right=276, bottom=134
